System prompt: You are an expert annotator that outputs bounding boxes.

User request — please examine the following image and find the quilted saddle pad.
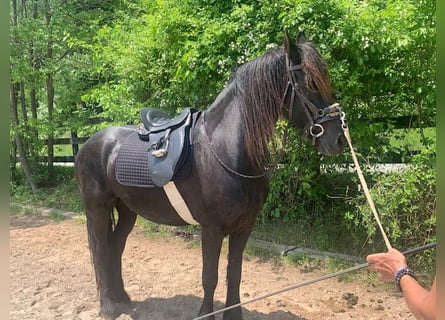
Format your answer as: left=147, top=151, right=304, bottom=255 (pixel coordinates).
left=115, top=131, right=192, bottom=187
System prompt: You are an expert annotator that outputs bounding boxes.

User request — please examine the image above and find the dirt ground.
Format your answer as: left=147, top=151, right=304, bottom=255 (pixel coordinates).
left=10, top=213, right=414, bottom=320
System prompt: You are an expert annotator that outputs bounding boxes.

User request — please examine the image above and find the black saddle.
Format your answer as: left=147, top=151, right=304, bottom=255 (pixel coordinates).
left=140, top=108, right=191, bottom=133
left=127, top=107, right=200, bottom=187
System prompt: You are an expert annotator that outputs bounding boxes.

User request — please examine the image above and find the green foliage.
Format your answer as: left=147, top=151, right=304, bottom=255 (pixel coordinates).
left=10, top=165, right=83, bottom=213
left=262, top=128, right=324, bottom=222
left=10, top=0, right=435, bottom=163
left=346, top=147, right=436, bottom=273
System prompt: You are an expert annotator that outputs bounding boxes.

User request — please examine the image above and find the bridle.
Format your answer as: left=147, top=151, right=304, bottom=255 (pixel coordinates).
left=283, top=53, right=343, bottom=145
left=202, top=52, right=346, bottom=179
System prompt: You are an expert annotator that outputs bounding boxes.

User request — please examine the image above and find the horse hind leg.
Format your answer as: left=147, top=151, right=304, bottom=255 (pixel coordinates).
left=85, top=198, right=136, bottom=319
left=85, top=199, right=117, bottom=319
left=108, top=200, right=137, bottom=304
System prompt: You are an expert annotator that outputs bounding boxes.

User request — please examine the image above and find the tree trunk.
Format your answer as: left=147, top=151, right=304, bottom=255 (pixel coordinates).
left=18, top=81, right=35, bottom=159
left=10, top=82, right=38, bottom=194
left=46, top=74, right=54, bottom=173
left=45, top=0, right=54, bottom=175
left=30, top=0, right=40, bottom=145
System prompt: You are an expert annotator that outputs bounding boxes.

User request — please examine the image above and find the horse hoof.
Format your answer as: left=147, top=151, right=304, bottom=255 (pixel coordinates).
left=99, top=310, right=119, bottom=320
left=223, top=309, right=242, bottom=320
left=198, top=309, right=215, bottom=320
left=100, top=301, right=133, bottom=320
left=116, top=301, right=133, bottom=314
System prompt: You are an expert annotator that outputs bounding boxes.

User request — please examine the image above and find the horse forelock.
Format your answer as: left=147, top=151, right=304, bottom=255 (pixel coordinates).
left=298, top=42, right=335, bottom=104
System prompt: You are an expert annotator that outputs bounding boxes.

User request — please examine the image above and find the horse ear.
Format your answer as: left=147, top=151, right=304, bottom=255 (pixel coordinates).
left=284, top=29, right=301, bottom=65
left=284, top=28, right=291, bottom=53
left=297, top=30, right=307, bottom=44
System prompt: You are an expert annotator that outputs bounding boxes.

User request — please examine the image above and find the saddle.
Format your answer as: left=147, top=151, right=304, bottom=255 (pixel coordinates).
left=133, top=107, right=200, bottom=187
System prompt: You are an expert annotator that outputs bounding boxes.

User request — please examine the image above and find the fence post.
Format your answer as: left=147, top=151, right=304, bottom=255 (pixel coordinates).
left=71, top=131, right=79, bottom=157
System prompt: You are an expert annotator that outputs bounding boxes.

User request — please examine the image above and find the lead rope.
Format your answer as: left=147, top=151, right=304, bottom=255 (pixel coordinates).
left=192, top=242, right=435, bottom=320
left=340, top=112, right=392, bottom=250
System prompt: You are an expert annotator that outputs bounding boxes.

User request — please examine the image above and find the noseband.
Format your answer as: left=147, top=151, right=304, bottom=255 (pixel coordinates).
left=284, top=54, right=343, bottom=145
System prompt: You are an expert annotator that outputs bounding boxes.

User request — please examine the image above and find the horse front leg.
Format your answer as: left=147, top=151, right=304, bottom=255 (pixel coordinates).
left=224, top=222, right=255, bottom=320
left=198, top=226, right=224, bottom=320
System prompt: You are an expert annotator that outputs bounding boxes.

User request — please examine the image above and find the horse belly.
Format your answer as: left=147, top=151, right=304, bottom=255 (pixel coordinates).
left=114, top=186, right=191, bottom=226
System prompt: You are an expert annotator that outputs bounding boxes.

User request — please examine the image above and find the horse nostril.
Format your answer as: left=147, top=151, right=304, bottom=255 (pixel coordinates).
left=337, top=132, right=346, bottom=146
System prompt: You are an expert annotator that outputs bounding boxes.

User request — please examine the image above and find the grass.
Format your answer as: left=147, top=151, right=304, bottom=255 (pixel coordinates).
left=251, top=217, right=370, bottom=258
left=244, top=244, right=282, bottom=265
left=48, top=210, right=68, bottom=221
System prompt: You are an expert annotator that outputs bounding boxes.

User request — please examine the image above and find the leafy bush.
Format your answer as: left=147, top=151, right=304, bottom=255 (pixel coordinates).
left=260, top=125, right=435, bottom=275
left=10, top=165, right=83, bottom=213
left=345, top=147, right=436, bottom=273
left=261, top=128, right=325, bottom=223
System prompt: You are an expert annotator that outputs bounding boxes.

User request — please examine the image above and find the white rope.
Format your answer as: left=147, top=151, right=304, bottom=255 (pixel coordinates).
left=341, top=117, right=392, bottom=250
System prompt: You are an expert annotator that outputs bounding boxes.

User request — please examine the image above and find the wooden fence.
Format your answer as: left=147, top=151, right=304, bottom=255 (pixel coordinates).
left=49, top=136, right=89, bottom=163
left=24, top=115, right=433, bottom=164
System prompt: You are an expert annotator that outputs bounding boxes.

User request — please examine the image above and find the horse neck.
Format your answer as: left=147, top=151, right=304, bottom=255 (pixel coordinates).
left=203, top=79, right=281, bottom=174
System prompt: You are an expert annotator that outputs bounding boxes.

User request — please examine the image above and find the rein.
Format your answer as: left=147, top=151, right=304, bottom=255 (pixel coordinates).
left=202, top=111, right=271, bottom=179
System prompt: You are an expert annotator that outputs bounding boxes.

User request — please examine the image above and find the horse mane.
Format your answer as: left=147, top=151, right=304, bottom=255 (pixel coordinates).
left=230, top=41, right=334, bottom=169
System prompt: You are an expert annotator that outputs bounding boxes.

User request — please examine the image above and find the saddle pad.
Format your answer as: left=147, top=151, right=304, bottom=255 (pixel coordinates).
left=115, top=131, right=192, bottom=187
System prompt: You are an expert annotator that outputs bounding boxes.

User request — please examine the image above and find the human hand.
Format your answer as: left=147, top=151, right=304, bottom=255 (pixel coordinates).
left=366, top=248, right=408, bottom=281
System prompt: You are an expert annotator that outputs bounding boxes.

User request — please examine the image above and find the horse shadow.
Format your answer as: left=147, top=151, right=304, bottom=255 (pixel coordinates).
left=126, top=295, right=306, bottom=320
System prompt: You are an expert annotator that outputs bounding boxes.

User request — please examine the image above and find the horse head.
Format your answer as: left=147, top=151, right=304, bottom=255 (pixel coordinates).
left=283, top=30, right=346, bottom=155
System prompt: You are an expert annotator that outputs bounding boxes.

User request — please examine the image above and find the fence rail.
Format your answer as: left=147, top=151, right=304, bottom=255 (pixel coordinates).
left=48, top=137, right=90, bottom=145
left=45, top=139, right=422, bottom=165
left=14, top=116, right=434, bottom=164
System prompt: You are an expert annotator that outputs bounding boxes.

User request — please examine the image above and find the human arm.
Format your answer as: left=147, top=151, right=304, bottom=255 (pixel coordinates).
left=400, top=276, right=435, bottom=320
left=366, top=248, right=436, bottom=320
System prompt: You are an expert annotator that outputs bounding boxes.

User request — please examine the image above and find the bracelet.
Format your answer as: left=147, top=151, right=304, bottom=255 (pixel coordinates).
left=394, top=267, right=417, bottom=292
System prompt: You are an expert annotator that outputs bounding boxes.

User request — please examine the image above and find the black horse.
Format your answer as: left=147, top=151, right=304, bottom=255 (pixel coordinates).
left=75, top=31, right=346, bottom=320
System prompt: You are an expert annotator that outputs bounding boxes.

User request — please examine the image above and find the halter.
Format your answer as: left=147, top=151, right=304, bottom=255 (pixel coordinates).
left=284, top=53, right=343, bottom=145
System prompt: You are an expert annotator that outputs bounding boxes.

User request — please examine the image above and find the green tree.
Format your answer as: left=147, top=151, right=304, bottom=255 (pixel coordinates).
left=9, top=0, right=125, bottom=190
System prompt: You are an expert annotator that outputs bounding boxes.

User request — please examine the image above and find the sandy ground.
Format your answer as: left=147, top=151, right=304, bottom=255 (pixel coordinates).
left=9, top=213, right=414, bottom=320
